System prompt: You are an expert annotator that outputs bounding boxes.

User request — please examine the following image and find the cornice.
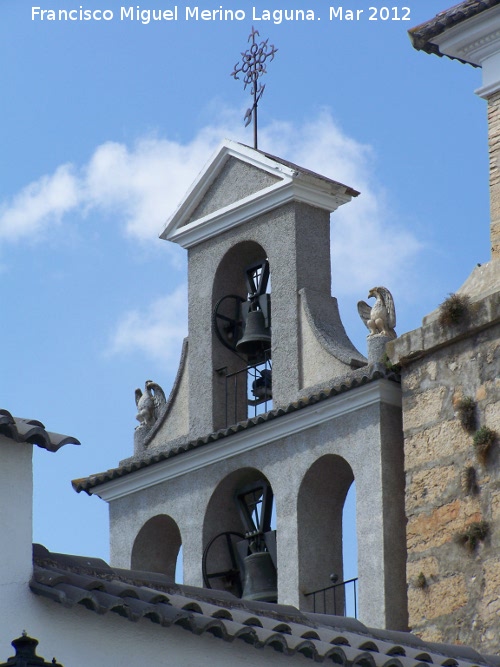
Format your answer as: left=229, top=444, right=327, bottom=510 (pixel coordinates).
left=475, top=79, right=500, bottom=98
left=90, top=379, right=401, bottom=502
left=432, top=5, right=500, bottom=66
left=166, top=179, right=351, bottom=249
left=459, top=27, right=500, bottom=59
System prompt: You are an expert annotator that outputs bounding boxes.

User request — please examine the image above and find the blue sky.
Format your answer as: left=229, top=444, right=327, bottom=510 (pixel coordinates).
left=0, top=0, right=490, bottom=573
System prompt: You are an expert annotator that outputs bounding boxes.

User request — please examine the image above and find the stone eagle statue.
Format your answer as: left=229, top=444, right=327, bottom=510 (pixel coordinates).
left=357, top=286, right=397, bottom=339
left=135, top=380, right=166, bottom=429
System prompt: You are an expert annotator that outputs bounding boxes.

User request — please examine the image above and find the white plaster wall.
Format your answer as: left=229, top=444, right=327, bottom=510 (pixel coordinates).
left=0, top=587, right=299, bottom=667
left=298, top=297, right=352, bottom=388
left=0, top=439, right=33, bottom=586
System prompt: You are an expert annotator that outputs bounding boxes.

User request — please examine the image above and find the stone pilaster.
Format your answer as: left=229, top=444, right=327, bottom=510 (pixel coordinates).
left=487, top=90, right=500, bottom=259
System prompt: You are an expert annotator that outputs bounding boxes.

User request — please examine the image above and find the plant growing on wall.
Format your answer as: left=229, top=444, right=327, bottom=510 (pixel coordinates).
left=454, top=521, right=489, bottom=553
left=381, top=353, right=400, bottom=374
left=438, top=293, right=471, bottom=329
left=456, top=396, right=476, bottom=432
left=415, top=572, right=427, bottom=589
left=473, top=426, right=497, bottom=465
left=462, top=466, right=479, bottom=495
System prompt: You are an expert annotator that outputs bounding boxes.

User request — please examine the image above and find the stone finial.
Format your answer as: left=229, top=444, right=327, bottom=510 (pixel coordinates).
left=358, top=286, right=397, bottom=364
left=357, top=286, right=397, bottom=339
left=135, top=380, right=166, bottom=430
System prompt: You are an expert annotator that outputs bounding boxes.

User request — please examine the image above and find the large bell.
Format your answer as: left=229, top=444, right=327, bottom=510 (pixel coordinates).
left=236, top=309, right=271, bottom=359
left=241, top=551, right=278, bottom=603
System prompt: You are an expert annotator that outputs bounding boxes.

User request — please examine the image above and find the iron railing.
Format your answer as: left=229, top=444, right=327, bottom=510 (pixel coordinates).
left=223, top=354, right=272, bottom=427
left=304, top=577, right=358, bottom=617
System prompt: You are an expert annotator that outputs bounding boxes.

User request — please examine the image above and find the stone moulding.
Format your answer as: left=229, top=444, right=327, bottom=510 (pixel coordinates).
left=387, top=291, right=500, bottom=367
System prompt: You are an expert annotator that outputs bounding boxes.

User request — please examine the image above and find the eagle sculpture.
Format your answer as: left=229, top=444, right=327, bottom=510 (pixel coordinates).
left=135, top=380, right=167, bottom=429
left=357, top=286, right=397, bottom=339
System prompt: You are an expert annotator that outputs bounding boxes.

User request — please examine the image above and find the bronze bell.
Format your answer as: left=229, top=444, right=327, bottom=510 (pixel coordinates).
left=241, top=551, right=278, bottom=603
left=236, top=309, right=271, bottom=359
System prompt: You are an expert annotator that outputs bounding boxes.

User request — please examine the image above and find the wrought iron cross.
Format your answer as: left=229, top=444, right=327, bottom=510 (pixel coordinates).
left=231, top=27, right=277, bottom=150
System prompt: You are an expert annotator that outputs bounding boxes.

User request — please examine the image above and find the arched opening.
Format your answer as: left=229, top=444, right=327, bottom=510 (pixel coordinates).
left=202, top=467, right=277, bottom=601
left=342, top=481, right=358, bottom=616
left=212, top=241, right=272, bottom=428
left=175, top=546, right=184, bottom=583
left=131, top=514, right=182, bottom=581
left=297, top=455, right=357, bottom=616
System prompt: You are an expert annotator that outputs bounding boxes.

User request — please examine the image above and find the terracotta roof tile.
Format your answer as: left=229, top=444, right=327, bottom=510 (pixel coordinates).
left=409, top=0, right=500, bottom=60
left=256, top=147, right=360, bottom=198
left=0, top=409, right=80, bottom=451
left=31, top=544, right=496, bottom=666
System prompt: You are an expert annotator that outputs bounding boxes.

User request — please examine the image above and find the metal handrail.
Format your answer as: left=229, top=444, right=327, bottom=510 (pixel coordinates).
left=304, top=577, right=358, bottom=617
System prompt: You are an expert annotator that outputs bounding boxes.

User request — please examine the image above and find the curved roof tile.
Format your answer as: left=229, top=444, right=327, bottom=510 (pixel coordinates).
left=30, top=544, right=495, bottom=667
left=409, top=0, right=500, bottom=60
left=0, top=409, right=79, bottom=451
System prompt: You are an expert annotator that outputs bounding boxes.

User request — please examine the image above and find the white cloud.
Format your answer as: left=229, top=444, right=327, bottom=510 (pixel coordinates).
left=259, top=112, right=423, bottom=295
left=83, top=135, right=222, bottom=241
left=107, top=283, right=188, bottom=365
left=0, top=164, right=80, bottom=241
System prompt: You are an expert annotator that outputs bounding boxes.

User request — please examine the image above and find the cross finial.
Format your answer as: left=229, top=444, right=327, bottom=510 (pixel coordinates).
left=231, top=27, right=277, bottom=150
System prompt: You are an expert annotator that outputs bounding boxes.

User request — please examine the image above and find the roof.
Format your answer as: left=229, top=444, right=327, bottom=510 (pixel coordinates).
left=409, top=0, right=500, bottom=59
left=72, top=364, right=396, bottom=495
left=255, top=146, right=359, bottom=198
left=0, top=409, right=80, bottom=452
left=31, top=543, right=499, bottom=667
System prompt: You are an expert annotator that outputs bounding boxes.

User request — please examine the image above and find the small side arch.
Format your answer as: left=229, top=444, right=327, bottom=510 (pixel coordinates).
left=131, top=514, right=182, bottom=580
left=297, top=454, right=355, bottom=613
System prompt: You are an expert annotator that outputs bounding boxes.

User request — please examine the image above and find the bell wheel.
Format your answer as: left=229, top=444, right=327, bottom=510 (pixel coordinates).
left=202, top=531, right=245, bottom=597
left=213, top=295, right=245, bottom=352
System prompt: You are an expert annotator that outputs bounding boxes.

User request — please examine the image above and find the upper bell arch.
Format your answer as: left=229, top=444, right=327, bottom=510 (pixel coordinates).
left=211, top=241, right=271, bottom=427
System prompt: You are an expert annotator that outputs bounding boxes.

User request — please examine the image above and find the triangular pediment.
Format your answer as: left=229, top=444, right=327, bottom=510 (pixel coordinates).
left=161, top=139, right=358, bottom=249
left=188, top=156, right=281, bottom=223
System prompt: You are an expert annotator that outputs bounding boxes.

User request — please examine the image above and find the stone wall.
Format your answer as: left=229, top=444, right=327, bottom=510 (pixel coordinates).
left=388, top=290, right=500, bottom=652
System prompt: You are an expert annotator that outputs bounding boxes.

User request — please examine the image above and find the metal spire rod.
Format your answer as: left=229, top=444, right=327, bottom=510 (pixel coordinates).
left=231, top=27, right=277, bottom=150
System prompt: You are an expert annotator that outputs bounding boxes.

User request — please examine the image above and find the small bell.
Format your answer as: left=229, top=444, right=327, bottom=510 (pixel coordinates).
left=241, top=551, right=277, bottom=603
left=236, top=309, right=271, bottom=360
